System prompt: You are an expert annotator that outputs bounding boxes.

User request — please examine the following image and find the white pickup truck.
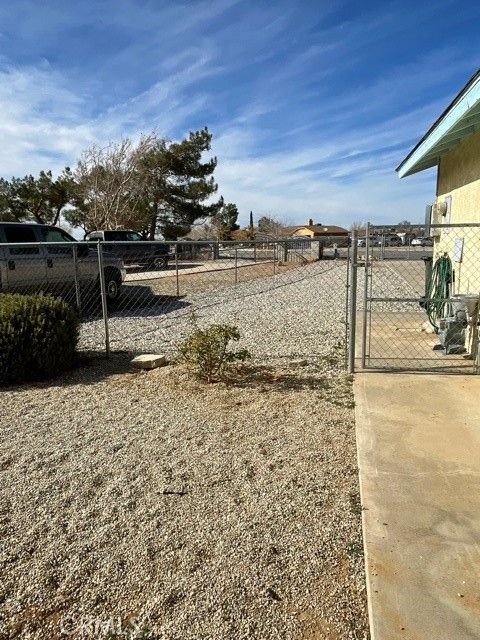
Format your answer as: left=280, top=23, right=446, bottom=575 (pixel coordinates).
left=0, top=222, right=126, bottom=303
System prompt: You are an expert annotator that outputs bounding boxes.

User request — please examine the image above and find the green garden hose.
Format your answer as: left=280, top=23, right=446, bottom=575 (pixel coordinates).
left=425, top=254, right=452, bottom=332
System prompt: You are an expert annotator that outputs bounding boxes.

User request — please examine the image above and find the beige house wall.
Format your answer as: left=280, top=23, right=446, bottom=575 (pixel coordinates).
left=434, top=129, right=480, bottom=296
left=292, top=228, right=315, bottom=238
left=437, top=127, right=480, bottom=222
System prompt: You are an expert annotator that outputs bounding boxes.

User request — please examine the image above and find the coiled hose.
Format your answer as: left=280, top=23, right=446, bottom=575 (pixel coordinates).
left=425, top=254, right=452, bottom=332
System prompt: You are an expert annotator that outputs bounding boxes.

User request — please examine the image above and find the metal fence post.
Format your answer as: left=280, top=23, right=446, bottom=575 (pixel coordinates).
left=361, top=223, right=371, bottom=369
left=283, top=241, right=288, bottom=262
left=475, top=301, right=480, bottom=374
left=344, top=240, right=351, bottom=369
left=273, top=242, right=277, bottom=274
left=175, top=243, right=180, bottom=297
left=253, top=242, right=257, bottom=263
left=234, top=247, right=238, bottom=285
left=318, top=240, right=324, bottom=260
left=348, top=230, right=358, bottom=374
left=97, top=241, right=110, bottom=358
left=73, top=244, right=82, bottom=314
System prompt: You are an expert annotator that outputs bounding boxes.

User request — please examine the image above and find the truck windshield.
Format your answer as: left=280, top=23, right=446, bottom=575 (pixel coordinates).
left=40, top=228, right=76, bottom=242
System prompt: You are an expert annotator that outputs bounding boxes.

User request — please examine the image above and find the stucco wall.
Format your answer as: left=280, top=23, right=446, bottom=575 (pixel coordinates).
left=292, top=228, right=315, bottom=238
left=437, top=127, right=480, bottom=221
left=434, top=129, right=480, bottom=299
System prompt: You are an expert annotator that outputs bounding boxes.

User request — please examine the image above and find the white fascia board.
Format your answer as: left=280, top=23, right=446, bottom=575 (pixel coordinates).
left=397, top=76, right=480, bottom=178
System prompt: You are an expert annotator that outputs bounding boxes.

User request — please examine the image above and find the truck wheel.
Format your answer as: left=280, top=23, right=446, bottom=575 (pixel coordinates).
left=104, top=269, right=122, bottom=303
left=151, top=256, right=168, bottom=269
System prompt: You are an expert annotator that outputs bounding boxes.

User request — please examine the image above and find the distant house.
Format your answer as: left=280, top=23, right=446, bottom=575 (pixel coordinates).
left=231, top=218, right=349, bottom=244
left=282, top=219, right=349, bottom=239
left=283, top=220, right=349, bottom=238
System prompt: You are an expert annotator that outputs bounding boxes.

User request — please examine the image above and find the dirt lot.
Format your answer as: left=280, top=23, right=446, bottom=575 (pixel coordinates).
left=124, top=260, right=299, bottom=298
left=0, top=353, right=368, bottom=639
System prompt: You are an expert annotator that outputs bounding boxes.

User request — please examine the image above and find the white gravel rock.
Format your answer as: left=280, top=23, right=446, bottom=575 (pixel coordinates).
left=79, top=261, right=350, bottom=360
left=0, top=260, right=371, bottom=639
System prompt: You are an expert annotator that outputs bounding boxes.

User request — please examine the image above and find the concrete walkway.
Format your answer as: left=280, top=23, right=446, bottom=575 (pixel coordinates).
left=355, top=373, right=480, bottom=639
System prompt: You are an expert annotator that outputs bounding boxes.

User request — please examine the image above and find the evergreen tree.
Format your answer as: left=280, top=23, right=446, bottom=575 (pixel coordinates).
left=137, top=128, right=223, bottom=239
left=0, top=169, right=75, bottom=225
left=0, top=128, right=224, bottom=240
left=211, top=203, right=240, bottom=240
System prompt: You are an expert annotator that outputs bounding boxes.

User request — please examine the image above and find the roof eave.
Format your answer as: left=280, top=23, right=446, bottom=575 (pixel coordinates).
left=396, top=69, right=480, bottom=178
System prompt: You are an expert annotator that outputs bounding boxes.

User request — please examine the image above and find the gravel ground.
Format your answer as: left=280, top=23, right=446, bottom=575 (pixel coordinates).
left=0, top=259, right=371, bottom=639
left=80, top=261, right=350, bottom=359
left=368, top=260, right=427, bottom=313
left=0, top=354, right=368, bottom=640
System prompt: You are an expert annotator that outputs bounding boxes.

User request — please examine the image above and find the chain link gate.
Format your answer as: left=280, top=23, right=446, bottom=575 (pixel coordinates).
left=348, top=222, right=480, bottom=373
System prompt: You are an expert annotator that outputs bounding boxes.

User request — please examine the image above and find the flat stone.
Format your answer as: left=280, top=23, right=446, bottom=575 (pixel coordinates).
left=131, top=354, right=167, bottom=370
left=290, top=358, right=308, bottom=366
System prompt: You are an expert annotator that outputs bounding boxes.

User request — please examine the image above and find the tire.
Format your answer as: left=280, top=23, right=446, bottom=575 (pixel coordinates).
left=104, top=268, right=122, bottom=303
left=150, top=256, right=168, bottom=270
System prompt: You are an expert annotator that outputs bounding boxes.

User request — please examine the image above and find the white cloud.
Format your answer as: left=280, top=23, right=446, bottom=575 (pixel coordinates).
left=0, top=49, right=218, bottom=175
left=0, top=56, right=442, bottom=227
left=211, top=99, right=442, bottom=227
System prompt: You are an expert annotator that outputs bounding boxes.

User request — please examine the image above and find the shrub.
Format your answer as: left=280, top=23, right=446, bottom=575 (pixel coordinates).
left=0, top=294, right=79, bottom=386
left=178, top=315, right=251, bottom=382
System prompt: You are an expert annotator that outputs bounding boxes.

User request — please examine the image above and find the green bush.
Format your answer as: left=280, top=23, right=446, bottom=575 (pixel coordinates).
left=178, top=315, right=251, bottom=382
left=0, top=294, right=79, bottom=385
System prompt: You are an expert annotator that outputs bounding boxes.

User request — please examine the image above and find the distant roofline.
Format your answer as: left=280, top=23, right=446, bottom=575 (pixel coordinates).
left=284, top=223, right=348, bottom=232
left=396, top=69, right=480, bottom=178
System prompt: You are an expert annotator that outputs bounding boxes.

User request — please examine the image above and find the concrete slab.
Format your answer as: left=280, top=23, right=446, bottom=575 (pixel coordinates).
left=356, top=311, right=473, bottom=372
left=131, top=354, right=167, bottom=369
left=355, top=373, right=480, bottom=639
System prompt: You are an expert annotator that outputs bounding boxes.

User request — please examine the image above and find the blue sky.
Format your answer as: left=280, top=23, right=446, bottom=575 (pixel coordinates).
left=0, top=0, right=479, bottom=227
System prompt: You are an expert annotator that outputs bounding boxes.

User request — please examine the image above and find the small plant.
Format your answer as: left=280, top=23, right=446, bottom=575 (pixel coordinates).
left=0, top=293, right=79, bottom=386
left=178, top=313, right=250, bottom=382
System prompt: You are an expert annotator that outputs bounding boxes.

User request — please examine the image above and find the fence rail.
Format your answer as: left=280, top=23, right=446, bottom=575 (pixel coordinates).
left=0, top=237, right=350, bottom=364
left=3, top=222, right=479, bottom=375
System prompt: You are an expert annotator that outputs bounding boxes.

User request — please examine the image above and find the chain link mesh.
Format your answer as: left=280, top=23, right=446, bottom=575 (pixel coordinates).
left=0, top=237, right=350, bottom=366
left=3, top=225, right=480, bottom=374
left=359, top=224, right=480, bottom=372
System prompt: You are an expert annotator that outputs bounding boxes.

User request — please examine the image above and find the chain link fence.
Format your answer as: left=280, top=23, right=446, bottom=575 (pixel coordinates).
left=352, top=223, right=480, bottom=373
left=0, top=236, right=351, bottom=366
left=5, top=222, right=478, bottom=374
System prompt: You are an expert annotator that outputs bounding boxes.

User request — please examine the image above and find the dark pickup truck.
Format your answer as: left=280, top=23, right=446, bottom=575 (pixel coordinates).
left=85, top=230, right=170, bottom=269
